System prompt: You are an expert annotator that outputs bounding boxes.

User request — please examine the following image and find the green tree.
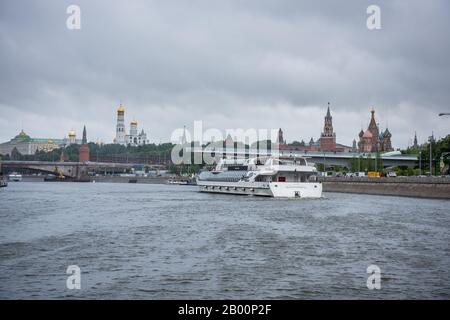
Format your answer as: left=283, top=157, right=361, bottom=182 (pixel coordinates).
left=407, top=167, right=415, bottom=176
left=290, top=140, right=305, bottom=147
left=375, top=152, right=383, bottom=172
left=350, top=156, right=358, bottom=172
left=11, top=147, right=22, bottom=160
left=412, top=134, right=450, bottom=175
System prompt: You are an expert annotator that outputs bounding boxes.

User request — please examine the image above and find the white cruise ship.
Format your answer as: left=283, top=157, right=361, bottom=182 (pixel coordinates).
left=196, top=156, right=322, bottom=198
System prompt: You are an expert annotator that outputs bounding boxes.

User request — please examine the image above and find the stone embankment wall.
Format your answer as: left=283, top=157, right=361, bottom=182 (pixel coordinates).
left=22, top=175, right=169, bottom=184
left=320, top=177, right=450, bottom=199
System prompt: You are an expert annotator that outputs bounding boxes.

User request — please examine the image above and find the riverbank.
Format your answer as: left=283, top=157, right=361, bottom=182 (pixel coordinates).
left=14, top=175, right=450, bottom=200
left=20, top=175, right=169, bottom=184
left=320, top=177, right=450, bottom=200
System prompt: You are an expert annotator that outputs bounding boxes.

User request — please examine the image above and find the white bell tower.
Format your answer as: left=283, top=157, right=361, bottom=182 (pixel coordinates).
left=114, top=103, right=126, bottom=145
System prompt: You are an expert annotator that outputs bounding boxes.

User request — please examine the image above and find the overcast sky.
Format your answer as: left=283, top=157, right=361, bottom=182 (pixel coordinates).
left=1, top=0, right=449, bottom=148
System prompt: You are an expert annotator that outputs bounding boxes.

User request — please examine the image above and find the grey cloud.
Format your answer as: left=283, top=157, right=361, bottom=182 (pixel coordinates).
left=0, top=0, right=449, bottom=147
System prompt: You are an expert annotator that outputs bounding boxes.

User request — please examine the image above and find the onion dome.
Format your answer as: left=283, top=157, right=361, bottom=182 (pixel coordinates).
left=117, top=103, right=125, bottom=113
left=14, top=130, right=31, bottom=141
left=362, top=130, right=373, bottom=138
left=359, top=129, right=364, bottom=138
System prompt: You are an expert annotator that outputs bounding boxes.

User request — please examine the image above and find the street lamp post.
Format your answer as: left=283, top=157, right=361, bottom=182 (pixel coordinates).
left=358, top=155, right=361, bottom=173
left=429, top=134, right=434, bottom=176
left=419, top=149, right=422, bottom=176
left=375, top=153, right=377, bottom=172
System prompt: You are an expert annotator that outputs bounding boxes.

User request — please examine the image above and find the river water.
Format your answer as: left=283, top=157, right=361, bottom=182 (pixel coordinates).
left=0, top=182, right=449, bottom=299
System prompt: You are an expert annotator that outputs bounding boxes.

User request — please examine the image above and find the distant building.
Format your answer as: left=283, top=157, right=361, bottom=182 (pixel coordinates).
left=127, top=119, right=148, bottom=147
left=319, top=103, right=336, bottom=151
left=279, top=103, right=353, bottom=153
left=358, top=129, right=373, bottom=153
left=277, top=128, right=285, bottom=145
left=114, top=103, right=126, bottom=145
left=79, top=144, right=90, bottom=162
left=413, top=132, right=418, bottom=148
left=82, top=125, right=87, bottom=145
left=0, top=127, right=88, bottom=156
left=0, top=130, right=62, bottom=155
left=63, top=129, right=82, bottom=146
left=79, top=125, right=90, bottom=163
left=113, top=103, right=148, bottom=146
left=357, top=109, right=393, bottom=153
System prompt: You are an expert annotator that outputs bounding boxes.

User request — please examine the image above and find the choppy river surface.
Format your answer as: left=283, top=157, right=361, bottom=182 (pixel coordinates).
left=0, top=182, right=449, bottom=299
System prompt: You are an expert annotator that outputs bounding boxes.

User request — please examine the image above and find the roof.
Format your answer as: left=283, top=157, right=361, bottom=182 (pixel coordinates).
left=362, top=130, right=373, bottom=138
left=13, top=130, right=31, bottom=142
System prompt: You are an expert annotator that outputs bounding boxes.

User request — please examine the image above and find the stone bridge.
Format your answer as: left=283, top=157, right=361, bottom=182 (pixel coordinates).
left=184, top=147, right=418, bottom=168
left=0, top=161, right=138, bottom=179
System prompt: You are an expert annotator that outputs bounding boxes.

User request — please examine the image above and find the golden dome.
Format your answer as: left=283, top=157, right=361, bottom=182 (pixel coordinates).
left=68, top=129, right=76, bottom=137
left=117, top=103, right=125, bottom=113
left=130, top=118, right=138, bottom=125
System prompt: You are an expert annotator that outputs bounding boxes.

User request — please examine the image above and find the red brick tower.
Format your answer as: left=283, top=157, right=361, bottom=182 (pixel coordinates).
left=79, top=125, right=90, bottom=163
left=319, top=102, right=336, bottom=151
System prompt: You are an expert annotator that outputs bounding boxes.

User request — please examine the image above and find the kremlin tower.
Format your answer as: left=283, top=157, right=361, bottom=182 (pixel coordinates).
left=319, top=102, right=336, bottom=151
left=79, top=125, right=90, bottom=163
left=114, top=103, right=126, bottom=145
left=277, top=128, right=285, bottom=145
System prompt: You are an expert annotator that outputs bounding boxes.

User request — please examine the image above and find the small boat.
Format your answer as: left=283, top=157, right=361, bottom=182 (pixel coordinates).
left=44, top=174, right=56, bottom=181
left=167, top=178, right=196, bottom=185
left=44, top=173, right=66, bottom=182
left=8, top=173, right=22, bottom=182
left=0, top=175, right=7, bottom=188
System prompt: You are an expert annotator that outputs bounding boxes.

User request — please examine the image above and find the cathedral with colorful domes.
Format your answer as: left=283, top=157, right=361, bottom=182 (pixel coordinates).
left=357, top=109, right=393, bottom=153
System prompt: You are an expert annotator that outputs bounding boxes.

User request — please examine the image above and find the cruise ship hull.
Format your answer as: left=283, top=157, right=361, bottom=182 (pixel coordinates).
left=197, top=180, right=322, bottom=198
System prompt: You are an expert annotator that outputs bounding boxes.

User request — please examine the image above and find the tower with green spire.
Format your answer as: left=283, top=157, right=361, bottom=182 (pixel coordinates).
left=413, top=131, right=418, bottom=149
left=82, top=125, right=87, bottom=144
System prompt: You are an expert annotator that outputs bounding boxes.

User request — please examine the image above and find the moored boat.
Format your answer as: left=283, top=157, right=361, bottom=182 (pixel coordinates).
left=196, top=156, right=322, bottom=198
left=167, top=178, right=197, bottom=185
left=0, top=175, right=7, bottom=188
left=8, top=173, right=22, bottom=182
